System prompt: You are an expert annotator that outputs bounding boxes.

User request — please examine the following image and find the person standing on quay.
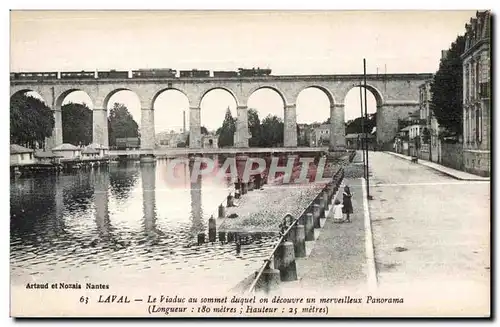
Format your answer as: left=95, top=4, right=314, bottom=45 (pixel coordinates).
left=342, top=185, right=353, bottom=223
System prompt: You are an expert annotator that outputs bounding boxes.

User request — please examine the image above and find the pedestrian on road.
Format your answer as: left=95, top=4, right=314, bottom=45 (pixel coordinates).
left=342, top=185, right=353, bottom=223
left=332, top=199, right=344, bottom=223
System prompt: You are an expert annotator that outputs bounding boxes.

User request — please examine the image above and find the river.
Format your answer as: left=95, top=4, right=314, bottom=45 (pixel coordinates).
left=10, top=158, right=278, bottom=294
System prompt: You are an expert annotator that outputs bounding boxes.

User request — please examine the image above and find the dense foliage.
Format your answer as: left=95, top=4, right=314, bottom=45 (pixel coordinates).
left=430, top=35, right=465, bottom=137
left=108, top=103, right=139, bottom=146
left=10, top=93, right=55, bottom=148
left=62, top=102, right=92, bottom=146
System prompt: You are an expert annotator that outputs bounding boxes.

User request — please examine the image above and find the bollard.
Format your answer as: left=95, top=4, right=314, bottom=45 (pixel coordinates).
left=313, top=204, right=321, bottom=228
left=318, top=195, right=326, bottom=217
left=197, top=232, right=206, bottom=245
left=273, top=241, right=297, bottom=281
left=241, top=183, right=248, bottom=195
left=235, top=182, right=241, bottom=190
left=208, top=216, right=216, bottom=243
left=254, top=175, right=261, bottom=189
left=254, top=263, right=281, bottom=294
left=234, top=191, right=241, bottom=199
left=218, top=232, right=226, bottom=244
left=305, top=213, right=314, bottom=241
left=293, top=224, right=306, bottom=258
left=323, top=191, right=329, bottom=215
left=226, top=194, right=234, bottom=207
left=235, top=240, right=241, bottom=255
left=287, top=223, right=297, bottom=244
left=298, top=214, right=305, bottom=226
left=218, top=204, right=226, bottom=218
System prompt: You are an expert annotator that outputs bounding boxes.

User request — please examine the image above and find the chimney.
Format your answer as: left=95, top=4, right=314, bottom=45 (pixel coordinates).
left=183, top=110, right=186, bottom=134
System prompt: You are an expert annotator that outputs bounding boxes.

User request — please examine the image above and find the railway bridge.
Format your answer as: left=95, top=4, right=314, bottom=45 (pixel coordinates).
left=10, top=71, right=433, bottom=153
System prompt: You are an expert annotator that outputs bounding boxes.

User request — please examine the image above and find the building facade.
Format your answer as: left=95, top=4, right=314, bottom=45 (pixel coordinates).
left=462, top=10, right=491, bottom=177
left=311, top=124, right=331, bottom=147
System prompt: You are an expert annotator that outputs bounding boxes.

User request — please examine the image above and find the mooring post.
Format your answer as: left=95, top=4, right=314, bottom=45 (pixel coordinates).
left=197, top=232, right=206, bottom=245
left=208, top=216, right=216, bottom=243
left=305, top=213, right=314, bottom=241
left=313, top=203, right=321, bottom=228
left=273, top=241, right=298, bottom=281
left=254, top=260, right=281, bottom=294
left=293, top=224, right=306, bottom=258
left=218, top=204, right=226, bottom=218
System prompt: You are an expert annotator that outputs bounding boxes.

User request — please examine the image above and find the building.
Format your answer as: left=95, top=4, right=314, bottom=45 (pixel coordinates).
left=345, top=133, right=375, bottom=150
left=311, top=124, right=330, bottom=147
left=462, top=10, right=491, bottom=177
left=156, top=131, right=187, bottom=148
left=81, top=147, right=101, bottom=160
left=418, top=78, right=440, bottom=161
left=52, top=143, right=82, bottom=160
left=10, top=144, right=35, bottom=166
left=34, top=150, right=62, bottom=164
left=202, top=133, right=218, bottom=148
left=116, top=137, right=140, bottom=150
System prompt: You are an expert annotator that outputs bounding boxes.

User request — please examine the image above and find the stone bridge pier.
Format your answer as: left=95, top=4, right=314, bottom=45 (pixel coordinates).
left=10, top=73, right=432, bottom=153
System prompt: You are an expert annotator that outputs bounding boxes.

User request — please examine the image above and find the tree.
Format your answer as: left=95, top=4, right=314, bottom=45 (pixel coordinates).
left=10, top=93, right=55, bottom=148
left=430, top=35, right=465, bottom=137
left=108, top=103, right=139, bottom=146
left=201, top=126, right=209, bottom=135
left=345, top=112, right=376, bottom=135
left=62, top=102, right=92, bottom=146
left=260, top=115, right=284, bottom=147
left=248, top=108, right=261, bottom=147
left=217, top=108, right=236, bottom=147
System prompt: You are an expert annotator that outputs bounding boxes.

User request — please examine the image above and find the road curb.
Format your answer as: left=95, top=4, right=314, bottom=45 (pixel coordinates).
left=384, top=151, right=489, bottom=182
left=361, top=177, right=378, bottom=290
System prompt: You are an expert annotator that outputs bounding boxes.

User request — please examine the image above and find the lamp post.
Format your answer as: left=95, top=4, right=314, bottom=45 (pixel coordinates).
left=363, top=59, right=371, bottom=199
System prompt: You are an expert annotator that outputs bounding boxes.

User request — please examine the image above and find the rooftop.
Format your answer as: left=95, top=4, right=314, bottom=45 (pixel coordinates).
left=10, top=144, right=33, bottom=154
left=52, top=143, right=80, bottom=151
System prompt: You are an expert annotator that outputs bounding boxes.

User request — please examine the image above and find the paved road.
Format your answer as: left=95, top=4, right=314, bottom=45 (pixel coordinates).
left=368, top=151, right=490, bottom=316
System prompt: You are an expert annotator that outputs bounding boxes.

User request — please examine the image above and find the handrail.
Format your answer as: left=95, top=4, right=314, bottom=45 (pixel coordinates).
left=246, top=167, right=344, bottom=294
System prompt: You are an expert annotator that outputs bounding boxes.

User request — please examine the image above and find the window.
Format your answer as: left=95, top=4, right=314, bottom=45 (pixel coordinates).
left=476, top=104, right=482, bottom=143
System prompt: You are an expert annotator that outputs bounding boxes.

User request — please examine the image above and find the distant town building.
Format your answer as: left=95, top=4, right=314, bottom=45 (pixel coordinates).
left=418, top=78, right=440, bottom=161
left=202, top=133, right=218, bottom=148
left=52, top=143, right=82, bottom=160
left=156, top=131, right=187, bottom=148
left=10, top=144, right=34, bottom=166
left=345, top=133, right=375, bottom=150
left=311, top=124, right=330, bottom=147
left=462, top=10, right=491, bottom=176
left=34, top=150, right=62, bottom=165
left=116, top=137, right=140, bottom=150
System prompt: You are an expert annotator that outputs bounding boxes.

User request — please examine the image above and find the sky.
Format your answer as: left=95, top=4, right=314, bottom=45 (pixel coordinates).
left=11, top=10, right=476, bottom=133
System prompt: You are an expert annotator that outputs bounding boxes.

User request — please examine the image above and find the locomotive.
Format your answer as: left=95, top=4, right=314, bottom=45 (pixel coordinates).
left=179, top=69, right=210, bottom=78
left=98, top=70, right=129, bottom=79
left=238, top=67, right=272, bottom=77
left=10, top=67, right=273, bottom=81
left=213, top=71, right=239, bottom=78
left=131, top=68, right=177, bottom=78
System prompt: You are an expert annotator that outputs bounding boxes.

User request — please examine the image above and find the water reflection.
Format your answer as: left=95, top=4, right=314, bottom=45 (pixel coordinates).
left=11, top=159, right=278, bottom=287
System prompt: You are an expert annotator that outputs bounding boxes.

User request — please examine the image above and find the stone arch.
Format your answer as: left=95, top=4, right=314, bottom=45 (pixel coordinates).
left=247, top=85, right=288, bottom=106
left=151, top=88, right=191, bottom=109
left=55, top=88, right=94, bottom=110
left=102, top=87, right=140, bottom=111
left=295, top=85, right=336, bottom=106
left=11, top=88, right=48, bottom=104
left=342, top=83, right=385, bottom=107
left=197, top=86, right=240, bottom=108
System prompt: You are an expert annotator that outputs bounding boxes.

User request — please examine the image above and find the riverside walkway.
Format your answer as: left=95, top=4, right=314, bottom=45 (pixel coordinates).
left=277, top=151, right=370, bottom=296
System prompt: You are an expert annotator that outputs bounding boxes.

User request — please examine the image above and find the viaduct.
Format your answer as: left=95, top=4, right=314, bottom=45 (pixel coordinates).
left=10, top=72, right=433, bottom=152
